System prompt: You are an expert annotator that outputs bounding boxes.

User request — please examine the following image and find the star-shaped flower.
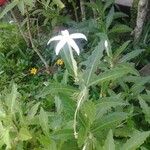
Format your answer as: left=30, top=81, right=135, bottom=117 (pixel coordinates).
left=47, top=30, right=87, bottom=55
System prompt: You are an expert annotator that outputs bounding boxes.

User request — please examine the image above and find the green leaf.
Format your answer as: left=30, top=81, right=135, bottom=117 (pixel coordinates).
left=82, top=101, right=96, bottom=125
left=88, top=64, right=138, bottom=87
left=0, top=1, right=18, bottom=19
left=113, top=40, right=131, bottom=60
left=6, top=84, right=18, bottom=114
left=83, top=40, right=104, bottom=86
left=39, top=107, right=49, bottom=135
left=106, top=6, right=114, bottom=30
left=138, top=96, right=150, bottom=124
left=121, top=131, right=150, bottom=150
left=58, top=94, right=76, bottom=119
left=92, top=112, right=128, bottom=134
left=3, top=129, right=11, bottom=149
left=17, top=0, right=25, bottom=15
left=109, top=24, right=132, bottom=34
left=103, top=0, right=115, bottom=12
left=51, top=129, right=73, bottom=140
left=113, top=12, right=128, bottom=19
left=119, top=49, right=144, bottom=63
left=36, top=82, right=77, bottom=98
left=103, top=130, right=115, bottom=150
left=130, top=76, right=150, bottom=95
left=18, top=127, right=32, bottom=141
left=95, top=96, right=127, bottom=119
left=27, top=102, right=40, bottom=120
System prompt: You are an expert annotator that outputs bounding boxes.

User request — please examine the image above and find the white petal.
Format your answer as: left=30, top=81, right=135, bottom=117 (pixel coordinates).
left=55, top=40, right=66, bottom=55
left=61, top=30, right=70, bottom=36
left=70, top=33, right=87, bottom=41
left=68, top=39, right=80, bottom=55
left=47, top=35, right=62, bottom=45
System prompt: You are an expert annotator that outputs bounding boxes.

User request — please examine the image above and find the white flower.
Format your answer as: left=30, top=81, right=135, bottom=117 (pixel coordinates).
left=47, top=30, right=87, bottom=55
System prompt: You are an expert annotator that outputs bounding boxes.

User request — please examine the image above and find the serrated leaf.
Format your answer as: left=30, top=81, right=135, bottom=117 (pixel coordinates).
left=103, top=130, right=115, bottom=150
left=3, top=129, right=11, bottom=149
left=121, top=131, right=150, bottom=150
left=95, top=96, right=127, bottom=119
left=106, top=6, right=114, bottom=30
left=82, top=101, right=96, bottom=125
left=113, top=12, right=128, bottom=19
left=113, top=40, right=131, bottom=60
left=88, top=64, right=138, bottom=87
left=6, top=84, right=18, bottom=114
left=39, top=107, right=49, bottom=135
left=131, top=76, right=150, bottom=95
left=51, top=129, right=73, bottom=140
left=92, top=112, right=128, bottom=134
left=119, top=49, right=144, bottom=63
left=138, top=96, right=150, bottom=124
left=83, top=41, right=104, bottom=86
left=27, top=102, right=40, bottom=120
left=58, top=94, right=76, bottom=119
left=36, top=82, right=77, bottom=99
left=18, top=127, right=32, bottom=141
left=103, top=0, right=115, bottom=12
left=109, top=24, right=132, bottom=34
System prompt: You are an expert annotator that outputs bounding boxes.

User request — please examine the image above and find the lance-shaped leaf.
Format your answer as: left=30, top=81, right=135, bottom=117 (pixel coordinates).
left=88, top=63, right=139, bottom=87
left=91, top=112, right=128, bottom=135
left=138, top=96, right=150, bottom=124
left=83, top=40, right=105, bottom=86
left=122, top=131, right=150, bottom=150
left=103, top=130, right=115, bottom=150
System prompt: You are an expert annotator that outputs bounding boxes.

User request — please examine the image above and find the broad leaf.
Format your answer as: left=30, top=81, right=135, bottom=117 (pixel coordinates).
left=121, top=131, right=150, bottom=150
left=103, top=130, right=115, bottom=150
left=6, top=84, right=18, bottom=115
left=18, top=127, right=32, bottom=141
left=39, top=107, right=49, bottom=135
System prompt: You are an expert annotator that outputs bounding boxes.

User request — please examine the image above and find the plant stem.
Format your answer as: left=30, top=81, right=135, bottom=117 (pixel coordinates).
left=10, top=10, right=29, bottom=47
left=72, top=1, right=79, bottom=22
left=80, top=0, right=86, bottom=21
left=68, top=45, right=78, bottom=80
left=73, top=87, right=87, bottom=139
left=26, top=7, right=49, bottom=71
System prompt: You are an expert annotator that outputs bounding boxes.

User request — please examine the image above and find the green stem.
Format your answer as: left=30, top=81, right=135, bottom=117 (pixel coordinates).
left=72, top=1, right=79, bottom=22
left=73, top=87, right=87, bottom=139
left=26, top=7, right=49, bottom=71
left=68, top=45, right=78, bottom=80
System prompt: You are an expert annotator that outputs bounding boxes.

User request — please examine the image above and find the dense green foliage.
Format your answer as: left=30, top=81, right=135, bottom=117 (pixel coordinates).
left=0, top=0, right=150, bottom=149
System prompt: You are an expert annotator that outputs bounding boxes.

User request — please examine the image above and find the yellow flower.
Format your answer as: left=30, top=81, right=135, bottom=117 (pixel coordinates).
left=56, top=59, right=64, bottom=66
left=30, top=68, right=38, bottom=75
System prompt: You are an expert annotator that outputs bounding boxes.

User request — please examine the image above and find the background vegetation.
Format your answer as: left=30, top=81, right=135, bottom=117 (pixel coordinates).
left=0, top=0, right=150, bottom=149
